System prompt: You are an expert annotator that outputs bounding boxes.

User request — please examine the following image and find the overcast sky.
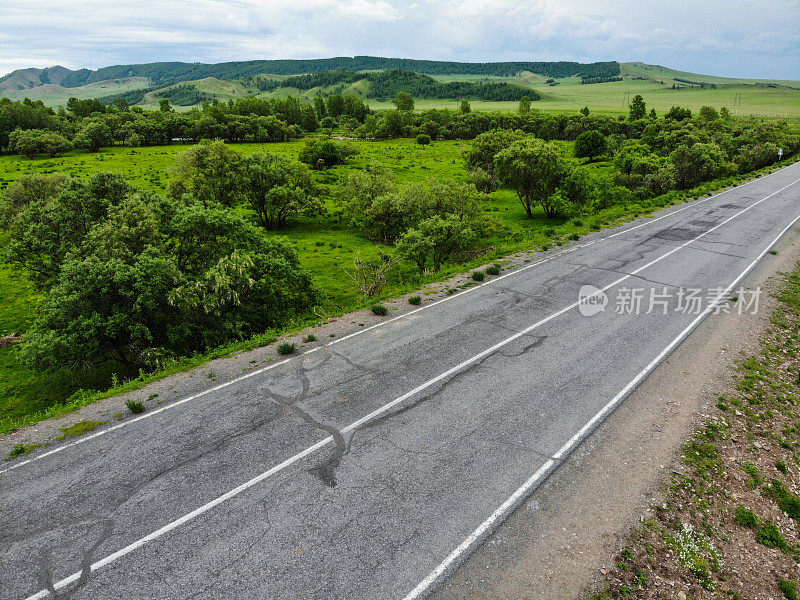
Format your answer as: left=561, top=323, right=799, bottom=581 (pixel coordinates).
left=1, top=0, right=798, bottom=79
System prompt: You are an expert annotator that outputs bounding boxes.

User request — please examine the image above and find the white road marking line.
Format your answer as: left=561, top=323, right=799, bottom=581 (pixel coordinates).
left=4, top=162, right=796, bottom=477
left=21, top=176, right=800, bottom=600
left=401, top=181, right=800, bottom=600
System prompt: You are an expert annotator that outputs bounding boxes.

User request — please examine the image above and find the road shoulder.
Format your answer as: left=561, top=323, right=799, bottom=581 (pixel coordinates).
left=430, top=220, right=800, bottom=599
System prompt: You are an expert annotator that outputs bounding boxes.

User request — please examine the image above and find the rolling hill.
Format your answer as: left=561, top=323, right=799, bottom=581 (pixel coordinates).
left=1, top=57, right=799, bottom=117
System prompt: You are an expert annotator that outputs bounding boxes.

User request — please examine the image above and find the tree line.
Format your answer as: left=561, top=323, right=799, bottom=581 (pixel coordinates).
left=30, top=58, right=620, bottom=89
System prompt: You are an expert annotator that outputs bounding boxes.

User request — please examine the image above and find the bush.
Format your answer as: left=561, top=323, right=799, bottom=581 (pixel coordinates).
left=569, top=233, right=580, bottom=241
left=471, top=271, right=486, bottom=281
left=302, top=334, right=316, bottom=343
left=780, top=579, right=800, bottom=600
left=574, top=130, right=608, bottom=160
left=277, top=342, right=296, bottom=355
left=733, top=506, right=758, bottom=528
left=298, top=139, right=358, bottom=169
left=125, top=399, right=146, bottom=414
left=370, top=303, right=388, bottom=316
left=408, top=295, right=422, bottom=305
left=486, top=266, right=500, bottom=275
left=756, top=522, right=787, bottom=549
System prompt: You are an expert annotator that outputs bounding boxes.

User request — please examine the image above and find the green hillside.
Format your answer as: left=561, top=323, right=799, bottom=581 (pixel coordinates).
left=2, top=57, right=799, bottom=117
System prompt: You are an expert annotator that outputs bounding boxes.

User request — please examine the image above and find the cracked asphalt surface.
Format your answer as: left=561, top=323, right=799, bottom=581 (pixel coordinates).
left=2, top=163, right=800, bottom=600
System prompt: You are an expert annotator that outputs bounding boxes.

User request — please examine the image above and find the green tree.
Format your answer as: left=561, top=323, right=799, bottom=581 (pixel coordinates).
left=18, top=195, right=318, bottom=371
left=3, top=172, right=130, bottom=289
left=159, top=98, right=173, bottom=113
left=665, top=106, right=692, bottom=121
left=459, top=100, right=471, bottom=114
left=397, top=215, right=474, bottom=272
left=464, top=129, right=526, bottom=182
left=332, top=168, right=397, bottom=227
left=494, top=139, right=567, bottom=218
left=325, top=94, right=345, bottom=118
left=297, top=139, right=358, bottom=170
left=168, top=140, right=243, bottom=206
left=0, top=172, right=67, bottom=225
left=698, top=105, right=719, bottom=120
left=73, top=122, right=113, bottom=152
left=392, top=92, right=414, bottom=111
left=574, top=130, right=608, bottom=161
left=579, top=106, right=590, bottom=116
left=239, top=153, right=322, bottom=229
left=558, top=167, right=597, bottom=215
left=671, top=143, right=736, bottom=189
left=518, top=96, right=531, bottom=114
left=416, top=133, right=431, bottom=148
left=629, top=95, right=646, bottom=120
left=9, top=129, right=72, bottom=158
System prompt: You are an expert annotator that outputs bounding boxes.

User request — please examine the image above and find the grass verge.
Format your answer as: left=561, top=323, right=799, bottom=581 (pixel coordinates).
left=589, top=259, right=800, bottom=599
left=1, top=154, right=797, bottom=435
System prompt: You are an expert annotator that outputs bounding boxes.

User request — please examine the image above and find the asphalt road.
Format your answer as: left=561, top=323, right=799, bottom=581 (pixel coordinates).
left=2, top=162, right=800, bottom=600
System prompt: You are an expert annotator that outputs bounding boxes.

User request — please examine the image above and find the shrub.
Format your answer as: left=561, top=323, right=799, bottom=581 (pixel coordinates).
left=408, top=296, right=422, bottom=305
left=756, top=522, right=787, bottom=549
left=302, top=334, right=316, bottom=343
left=569, top=233, right=580, bottom=241
left=125, top=399, right=146, bottom=414
left=298, top=139, right=358, bottom=169
left=733, top=506, right=758, bottom=528
left=777, top=460, right=789, bottom=474
left=765, top=479, right=800, bottom=519
left=780, top=579, right=800, bottom=600
left=486, top=266, right=500, bottom=276
left=370, top=304, right=388, bottom=316
left=277, top=342, right=296, bottom=355
left=471, top=271, right=486, bottom=281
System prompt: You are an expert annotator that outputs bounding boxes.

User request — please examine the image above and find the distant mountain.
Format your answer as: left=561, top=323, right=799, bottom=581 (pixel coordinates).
left=0, top=57, right=620, bottom=93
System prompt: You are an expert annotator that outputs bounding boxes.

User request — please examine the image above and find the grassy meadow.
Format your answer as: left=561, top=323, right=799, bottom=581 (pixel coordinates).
left=0, top=136, right=624, bottom=431
left=0, top=131, right=791, bottom=433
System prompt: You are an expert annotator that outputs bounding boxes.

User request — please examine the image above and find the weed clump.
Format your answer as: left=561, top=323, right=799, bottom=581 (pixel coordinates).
left=370, top=304, right=388, bottom=316
left=733, top=506, right=758, bottom=528
left=303, top=334, right=317, bottom=343
left=765, top=479, right=800, bottom=519
left=780, top=579, right=799, bottom=600
left=756, top=522, right=787, bottom=550
left=471, top=271, right=486, bottom=281
left=741, top=461, right=762, bottom=488
left=277, top=342, right=296, bottom=355
left=7, top=442, right=42, bottom=460
left=486, top=266, right=501, bottom=276
left=57, top=420, right=105, bottom=440
left=125, top=399, right=146, bottom=414
left=408, top=296, right=421, bottom=305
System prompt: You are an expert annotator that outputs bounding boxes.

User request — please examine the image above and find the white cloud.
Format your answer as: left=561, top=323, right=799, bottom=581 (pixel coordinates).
left=0, top=0, right=797, bottom=78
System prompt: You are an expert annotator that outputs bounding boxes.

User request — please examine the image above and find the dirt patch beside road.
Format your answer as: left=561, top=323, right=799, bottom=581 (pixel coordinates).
left=430, top=228, right=800, bottom=599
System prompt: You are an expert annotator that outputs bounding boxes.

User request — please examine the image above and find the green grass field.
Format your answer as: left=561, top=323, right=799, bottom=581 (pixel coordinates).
left=0, top=137, right=626, bottom=430
left=0, top=134, right=787, bottom=433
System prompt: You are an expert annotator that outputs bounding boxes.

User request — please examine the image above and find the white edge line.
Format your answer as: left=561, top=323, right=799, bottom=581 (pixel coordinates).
left=21, top=175, right=800, bottom=600
left=4, top=161, right=796, bottom=476
left=400, top=186, right=800, bottom=600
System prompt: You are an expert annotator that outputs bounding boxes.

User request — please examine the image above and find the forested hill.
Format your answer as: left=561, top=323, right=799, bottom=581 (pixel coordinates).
left=1, top=57, right=620, bottom=90
left=270, top=69, right=538, bottom=101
